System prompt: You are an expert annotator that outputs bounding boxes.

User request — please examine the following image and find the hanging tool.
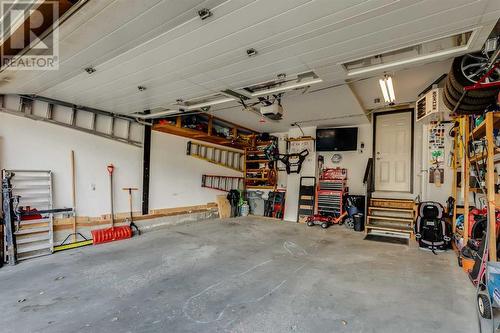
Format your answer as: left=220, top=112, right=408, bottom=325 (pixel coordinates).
left=123, top=187, right=141, bottom=235
left=71, top=150, right=77, bottom=242
left=91, top=164, right=132, bottom=245
left=53, top=151, right=93, bottom=251
left=2, top=171, right=17, bottom=265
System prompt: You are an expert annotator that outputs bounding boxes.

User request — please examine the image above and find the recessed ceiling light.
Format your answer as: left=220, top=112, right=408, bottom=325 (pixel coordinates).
left=138, top=86, right=147, bottom=92
left=198, top=8, right=212, bottom=20
left=246, top=48, right=258, bottom=57
left=84, top=67, right=96, bottom=74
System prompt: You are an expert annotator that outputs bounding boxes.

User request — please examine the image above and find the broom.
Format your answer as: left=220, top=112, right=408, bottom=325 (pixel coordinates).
left=91, top=164, right=132, bottom=245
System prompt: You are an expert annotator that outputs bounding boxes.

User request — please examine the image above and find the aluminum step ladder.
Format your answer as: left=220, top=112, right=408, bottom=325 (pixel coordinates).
left=187, top=141, right=244, bottom=172
left=297, top=177, right=316, bottom=223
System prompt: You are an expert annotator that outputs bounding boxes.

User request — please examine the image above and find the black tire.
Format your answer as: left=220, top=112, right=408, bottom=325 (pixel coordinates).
left=445, top=79, right=494, bottom=105
left=443, top=86, right=488, bottom=115
left=477, top=294, right=492, bottom=319
left=449, top=57, right=499, bottom=98
left=457, top=256, right=462, bottom=267
left=443, top=84, right=490, bottom=112
left=307, top=221, right=315, bottom=227
left=321, top=222, right=329, bottom=229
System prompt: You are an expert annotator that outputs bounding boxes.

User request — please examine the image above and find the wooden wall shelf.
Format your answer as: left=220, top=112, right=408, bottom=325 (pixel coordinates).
left=153, top=114, right=259, bottom=150
left=244, top=142, right=277, bottom=190
left=456, top=112, right=500, bottom=262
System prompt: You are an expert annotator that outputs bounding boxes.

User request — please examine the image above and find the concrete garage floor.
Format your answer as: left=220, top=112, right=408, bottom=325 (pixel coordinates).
left=0, top=217, right=476, bottom=333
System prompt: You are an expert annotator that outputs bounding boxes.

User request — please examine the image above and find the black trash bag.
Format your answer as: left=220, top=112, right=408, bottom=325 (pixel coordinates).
left=227, top=190, right=240, bottom=218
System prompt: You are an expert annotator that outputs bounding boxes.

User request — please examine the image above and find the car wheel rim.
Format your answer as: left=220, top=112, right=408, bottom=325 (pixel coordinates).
left=478, top=297, right=485, bottom=314
left=461, top=53, right=500, bottom=84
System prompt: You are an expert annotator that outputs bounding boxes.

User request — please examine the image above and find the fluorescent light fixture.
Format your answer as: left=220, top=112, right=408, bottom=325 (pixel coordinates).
left=250, top=78, right=323, bottom=97
left=379, top=75, right=395, bottom=103
left=185, top=97, right=236, bottom=110
left=386, top=76, right=395, bottom=101
left=379, top=79, right=390, bottom=102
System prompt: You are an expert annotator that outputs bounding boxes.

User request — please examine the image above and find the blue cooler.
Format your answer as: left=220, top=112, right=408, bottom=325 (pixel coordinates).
left=487, top=262, right=500, bottom=307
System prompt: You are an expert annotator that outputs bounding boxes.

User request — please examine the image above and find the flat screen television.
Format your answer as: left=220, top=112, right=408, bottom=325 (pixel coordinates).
left=316, top=127, right=358, bottom=151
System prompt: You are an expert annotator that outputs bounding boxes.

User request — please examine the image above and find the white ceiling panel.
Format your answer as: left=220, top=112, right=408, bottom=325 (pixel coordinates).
left=0, top=0, right=497, bottom=131
left=2, top=0, right=229, bottom=92
left=214, top=84, right=368, bottom=132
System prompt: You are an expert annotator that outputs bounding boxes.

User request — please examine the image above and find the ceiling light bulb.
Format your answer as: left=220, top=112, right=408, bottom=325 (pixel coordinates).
left=379, top=79, right=390, bottom=103
left=246, top=48, right=258, bottom=57
left=386, top=76, right=396, bottom=102
left=198, top=8, right=212, bottom=20
left=379, top=76, right=395, bottom=103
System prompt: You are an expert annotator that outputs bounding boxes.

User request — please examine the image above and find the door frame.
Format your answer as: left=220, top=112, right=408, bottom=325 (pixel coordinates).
left=372, top=109, right=414, bottom=193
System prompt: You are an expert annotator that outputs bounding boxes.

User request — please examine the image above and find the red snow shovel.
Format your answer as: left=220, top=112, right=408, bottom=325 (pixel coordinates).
left=92, top=164, right=132, bottom=245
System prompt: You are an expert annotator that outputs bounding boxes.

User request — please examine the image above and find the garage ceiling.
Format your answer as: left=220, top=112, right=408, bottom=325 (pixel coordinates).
left=0, top=0, right=499, bottom=131
left=351, top=58, right=453, bottom=111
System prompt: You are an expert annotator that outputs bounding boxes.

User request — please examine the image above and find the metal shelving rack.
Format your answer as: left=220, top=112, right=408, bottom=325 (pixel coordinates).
left=2, top=170, right=55, bottom=262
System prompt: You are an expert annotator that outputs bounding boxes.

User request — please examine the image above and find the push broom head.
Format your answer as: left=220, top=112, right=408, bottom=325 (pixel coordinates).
left=92, top=226, right=132, bottom=245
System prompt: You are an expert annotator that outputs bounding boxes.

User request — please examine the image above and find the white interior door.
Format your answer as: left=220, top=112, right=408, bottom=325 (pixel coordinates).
left=375, top=112, right=412, bottom=192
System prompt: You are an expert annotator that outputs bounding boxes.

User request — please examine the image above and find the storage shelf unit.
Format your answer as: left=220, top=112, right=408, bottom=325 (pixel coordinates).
left=154, top=114, right=258, bottom=150
left=244, top=142, right=277, bottom=190
left=461, top=112, right=500, bottom=261
left=2, top=170, right=55, bottom=263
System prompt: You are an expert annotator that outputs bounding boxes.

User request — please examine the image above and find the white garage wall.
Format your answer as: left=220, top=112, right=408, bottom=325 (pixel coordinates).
left=320, top=123, right=372, bottom=196
left=149, top=132, right=243, bottom=210
left=0, top=113, right=242, bottom=217
left=282, top=126, right=317, bottom=222
left=0, top=113, right=143, bottom=216
left=280, top=124, right=372, bottom=222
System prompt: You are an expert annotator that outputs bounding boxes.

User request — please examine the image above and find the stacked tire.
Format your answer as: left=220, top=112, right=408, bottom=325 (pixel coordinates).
left=444, top=54, right=499, bottom=115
